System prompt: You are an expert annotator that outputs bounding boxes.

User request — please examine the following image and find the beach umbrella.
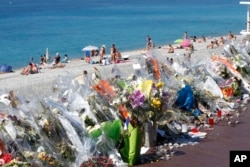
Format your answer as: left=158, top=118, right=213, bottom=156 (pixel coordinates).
left=82, top=45, right=99, bottom=51
left=174, top=39, right=183, bottom=44
left=45, top=48, right=50, bottom=61
left=180, top=39, right=190, bottom=47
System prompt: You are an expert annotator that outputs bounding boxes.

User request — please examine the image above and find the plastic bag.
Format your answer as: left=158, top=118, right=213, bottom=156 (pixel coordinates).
left=174, top=85, right=194, bottom=111
left=203, top=76, right=223, bottom=98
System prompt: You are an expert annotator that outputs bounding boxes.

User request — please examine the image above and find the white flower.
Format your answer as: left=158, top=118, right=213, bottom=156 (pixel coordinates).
left=121, top=97, right=128, bottom=103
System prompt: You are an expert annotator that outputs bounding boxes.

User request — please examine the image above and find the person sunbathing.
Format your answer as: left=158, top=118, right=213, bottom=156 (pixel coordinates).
left=50, top=54, right=66, bottom=68
left=207, top=41, right=217, bottom=49
left=21, top=63, right=38, bottom=75
left=185, top=43, right=194, bottom=52
left=219, top=36, right=225, bottom=45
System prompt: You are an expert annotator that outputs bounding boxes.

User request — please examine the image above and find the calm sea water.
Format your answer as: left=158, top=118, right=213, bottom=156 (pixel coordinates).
left=0, top=0, right=246, bottom=70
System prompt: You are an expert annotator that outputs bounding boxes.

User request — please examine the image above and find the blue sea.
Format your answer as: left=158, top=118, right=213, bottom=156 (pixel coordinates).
left=0, top=0, right=246, bottom=70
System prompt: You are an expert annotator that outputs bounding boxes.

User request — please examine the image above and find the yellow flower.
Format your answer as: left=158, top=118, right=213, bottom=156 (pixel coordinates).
left=37, top=152, right=46, bottom=160
left=156, top=82, right=164, bottom=88
left=139, top=80, right=153, bottom=99
left=155, top=100, right=161, bottom=106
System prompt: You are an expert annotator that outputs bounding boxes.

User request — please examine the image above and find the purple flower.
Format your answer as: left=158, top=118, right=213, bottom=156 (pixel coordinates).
left=128, top=90, right=145, bottom=109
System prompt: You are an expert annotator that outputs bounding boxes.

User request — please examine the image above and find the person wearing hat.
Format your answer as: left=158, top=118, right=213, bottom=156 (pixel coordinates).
left=99, top=45, right=106, bottom=64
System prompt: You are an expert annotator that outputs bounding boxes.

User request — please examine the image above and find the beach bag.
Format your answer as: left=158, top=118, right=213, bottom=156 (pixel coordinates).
left=0, top=64, right=12, bottom=73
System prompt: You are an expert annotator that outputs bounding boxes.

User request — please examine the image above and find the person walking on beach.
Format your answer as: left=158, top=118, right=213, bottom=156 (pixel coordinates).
left=99, top=45, right=106, bottom=64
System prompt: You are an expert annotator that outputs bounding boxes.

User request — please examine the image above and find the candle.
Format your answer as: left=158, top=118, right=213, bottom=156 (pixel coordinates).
left=209, top=117, right=214, bottom=126
left=217, top=109, right=222, bottom=118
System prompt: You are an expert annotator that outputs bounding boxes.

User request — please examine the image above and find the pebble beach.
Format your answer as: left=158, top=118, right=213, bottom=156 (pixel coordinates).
left=0, top=34, right=230, bottom=96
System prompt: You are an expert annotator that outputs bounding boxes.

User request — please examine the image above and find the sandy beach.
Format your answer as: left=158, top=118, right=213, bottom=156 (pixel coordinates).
left=1, top=34, right=249, bottom=167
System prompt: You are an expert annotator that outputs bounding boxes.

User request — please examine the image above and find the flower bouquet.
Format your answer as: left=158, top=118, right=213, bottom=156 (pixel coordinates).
left=110, top=76, right=175, bottom=165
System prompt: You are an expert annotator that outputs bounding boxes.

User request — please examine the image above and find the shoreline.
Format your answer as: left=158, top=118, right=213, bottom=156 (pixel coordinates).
left=0, top=34, right=244, bottom=96
left=2, top=33, right=230, bottom=72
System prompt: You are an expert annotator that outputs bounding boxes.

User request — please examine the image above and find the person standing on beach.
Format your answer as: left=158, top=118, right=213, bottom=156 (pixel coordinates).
left=111, top=44, right=117, bottom=63
left=146, top=35, right=152, bottom=50
left=99, top=45, right=106, bottom=64
left=183, top=32, right=188, bottom=39
left=40, top=55, right=45, bottom=65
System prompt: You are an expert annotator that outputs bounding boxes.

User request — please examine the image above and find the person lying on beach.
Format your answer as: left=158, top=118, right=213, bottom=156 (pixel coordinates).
left=175, top=45, right=184, bottom=49
left=207, top=39, right=219, bottom=49
left=185, top=43, right=194, bottom=52
left=198, top=35, right=206, bottom=43
left=207, top=41, right=215, bottom=49
left=21, top=63, right=38, bottom=75
left=168, top=44, right=175, bottom=53
left=51, top=61, right=66, bottom=69
left=190, top=35, right=197, bottom=42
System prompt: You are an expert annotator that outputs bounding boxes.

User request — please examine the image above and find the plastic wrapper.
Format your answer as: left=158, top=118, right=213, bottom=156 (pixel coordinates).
left=57, top=115, right=83, bottom=155
left=76, top=120, right=123, bottom=167
left=87, top=93, right=119, bottom=123
left=43, top=98, right=85, bottom=134
left=212, top=55, right=250, bottom=93
left=23, top=97, right=79, bottom=166
left=203, top=76, right=223, bottom=98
